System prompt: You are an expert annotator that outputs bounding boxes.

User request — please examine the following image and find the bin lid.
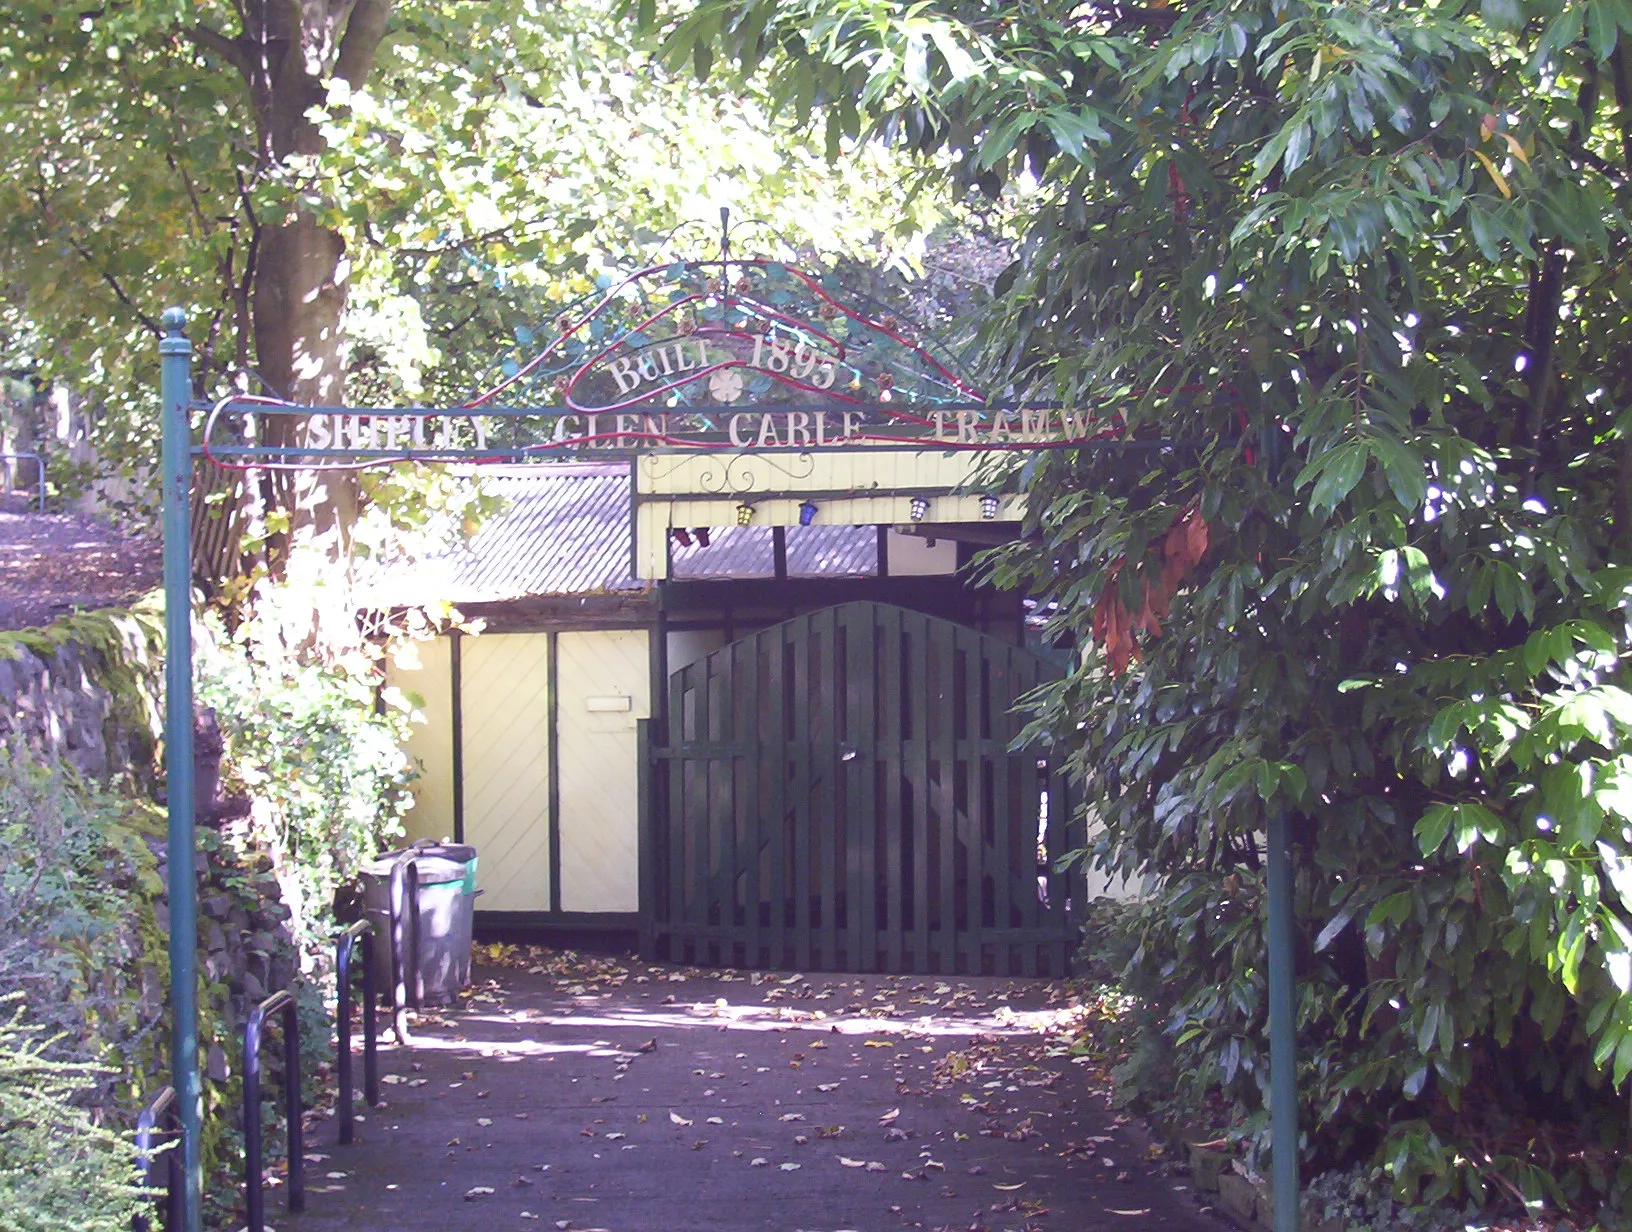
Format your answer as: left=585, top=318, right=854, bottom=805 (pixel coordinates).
left=363, top=841, right=476, bottom=886
left=406, top=838, right=477, bottom=865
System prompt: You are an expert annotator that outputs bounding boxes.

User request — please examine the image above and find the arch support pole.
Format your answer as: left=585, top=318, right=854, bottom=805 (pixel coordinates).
left=160, top=308, right=201, bottom=1232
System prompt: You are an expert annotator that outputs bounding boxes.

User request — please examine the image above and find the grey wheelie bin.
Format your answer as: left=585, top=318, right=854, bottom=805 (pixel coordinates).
left=361, top=839, right=479, bottom=1008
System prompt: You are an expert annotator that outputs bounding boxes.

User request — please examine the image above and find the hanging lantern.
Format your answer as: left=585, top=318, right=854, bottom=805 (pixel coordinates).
left=799, top=501, right=818, bottom=526
left=909, top=496, right=929, bottom=522
left=672, top=527, right=693, bottom=547
left=736, top=502, right=754, bottom=526
left=980, top=493, right=1000, bottom=520
left=694, top=528, right=711, bottom=547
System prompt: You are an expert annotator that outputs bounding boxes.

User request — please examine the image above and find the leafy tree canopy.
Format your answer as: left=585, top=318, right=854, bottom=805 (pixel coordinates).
left=660, top=0, right=1632, bottom=1217
left=0, top=0, right=944, bottom=500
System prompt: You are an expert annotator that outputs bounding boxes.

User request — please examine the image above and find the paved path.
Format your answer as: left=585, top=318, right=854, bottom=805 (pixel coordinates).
left=280, top=954, right=1229, bottom=1232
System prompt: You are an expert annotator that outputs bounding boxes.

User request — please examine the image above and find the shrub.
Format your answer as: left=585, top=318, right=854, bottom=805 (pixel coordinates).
left=0, top=997, right=145, bottom=1232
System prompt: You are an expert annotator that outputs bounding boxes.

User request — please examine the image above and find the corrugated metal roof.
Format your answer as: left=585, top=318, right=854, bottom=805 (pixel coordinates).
left=360, top=464, right=640, bottom=607
left=363, top=464, right=880, bottom=606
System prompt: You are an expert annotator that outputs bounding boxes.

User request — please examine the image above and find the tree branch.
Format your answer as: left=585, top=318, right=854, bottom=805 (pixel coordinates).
left=185, top=24, right=248, bottom=76
left=334, top=0, right=392, bottom=88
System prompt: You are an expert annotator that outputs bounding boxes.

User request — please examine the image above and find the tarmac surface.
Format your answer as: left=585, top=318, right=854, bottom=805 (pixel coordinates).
left=278, top=953, right=1231, bottom=1232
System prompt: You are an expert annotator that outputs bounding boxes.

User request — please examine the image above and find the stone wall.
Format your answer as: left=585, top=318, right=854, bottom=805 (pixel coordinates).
left=0, top=600, right=304, bottom=1173
left=0, top=607, right=164, bottom=783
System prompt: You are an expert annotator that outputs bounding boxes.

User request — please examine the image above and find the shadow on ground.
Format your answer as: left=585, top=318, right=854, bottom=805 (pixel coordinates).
left=274, top=954, right=1230, bottom=1232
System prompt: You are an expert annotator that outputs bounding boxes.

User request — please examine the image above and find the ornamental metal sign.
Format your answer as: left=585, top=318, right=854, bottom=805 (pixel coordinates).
left=202, top=234, right=1123, bottom=464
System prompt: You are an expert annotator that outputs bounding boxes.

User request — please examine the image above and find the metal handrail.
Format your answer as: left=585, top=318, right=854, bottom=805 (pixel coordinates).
left=335, top=920, right=379, bottom=1144
left=388, top=858, right=420, bottom=1043
left=133, top=1085, right=181, bottom=1232
left=0, top=452, right=44, bottom=512
left=244, top=988, right=304, bottom=1232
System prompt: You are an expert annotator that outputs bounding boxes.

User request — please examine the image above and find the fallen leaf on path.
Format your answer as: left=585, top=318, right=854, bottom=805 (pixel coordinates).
left=865, top=1161, right=887, bottom=1172
left=750, top=1157, right=769, bottom=1167
left=476, top=1118, right=492, bottom=1126
left=463, top=1186, right=494, bottom=1199
left=838, top=1157, right=866, bottom=1168
left=878, top=1108, right=899, bottom=1124
left=779, top=1162, right=801, bottom=1171
left=994, top=1182, right=1025, bottom=1191
left=669, top=1111, right=692, bottom=1126
left=778, top=1113, right=804, bottom=1122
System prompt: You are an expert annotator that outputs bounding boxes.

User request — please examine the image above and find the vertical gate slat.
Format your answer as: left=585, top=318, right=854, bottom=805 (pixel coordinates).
left=933, top=622, right=958, bottom=974
left=926, top=620, right=953, bottom=979
left=909, top=613, right=932, bottom=974
left=844, top=603, right=876, bottom=972
left=725, top=638, right=746, bottom=967
left=765, top=626, right=790, bottom=968
left=991, top=651, right=1015, bottom=977
left=789, top=616, right=813, bottom=969
left=743, top=632, right=763, bottom=969
left=814, top=606, right=840, bottom=970
left=962, top=634, right=986, bottom=978
left=879, top=605, right=904, bottom=973
left=668, top=667, right=691, bottom=960
left=699, top=654, right=721, bottom=964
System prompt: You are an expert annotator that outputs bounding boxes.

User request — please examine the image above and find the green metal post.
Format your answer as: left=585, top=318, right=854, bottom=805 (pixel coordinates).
left=1267, top=809, right=1300, bottom=1232
left=159, top=307, right=202, bottom=1232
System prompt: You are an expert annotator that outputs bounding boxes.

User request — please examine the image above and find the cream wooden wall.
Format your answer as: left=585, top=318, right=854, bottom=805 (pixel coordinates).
left=384, top=637, right=456, bottom=846
left=386, top=628, right=653, bottom=917
left=459, top=633, right=554, bottom=913
left=556, top=630, right=651, bottom=913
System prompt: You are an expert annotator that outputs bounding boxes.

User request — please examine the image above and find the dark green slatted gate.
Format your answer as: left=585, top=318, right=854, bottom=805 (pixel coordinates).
left=645, top=601, right=1081, bottom=975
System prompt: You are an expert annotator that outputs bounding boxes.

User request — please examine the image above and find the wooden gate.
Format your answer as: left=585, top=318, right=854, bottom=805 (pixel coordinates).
left=643, top=602, right=1081, bottom=975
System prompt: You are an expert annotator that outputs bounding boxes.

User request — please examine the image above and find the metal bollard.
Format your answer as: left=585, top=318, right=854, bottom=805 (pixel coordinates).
left=335, top=920, right=379, bottom=1145
left=243, top=989, right=303, bottom=1232
left=133, top=1085, right=181, bottom=1232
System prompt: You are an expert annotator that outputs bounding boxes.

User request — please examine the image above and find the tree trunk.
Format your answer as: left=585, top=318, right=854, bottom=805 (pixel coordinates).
left=214, top=0, right=394, bottom=572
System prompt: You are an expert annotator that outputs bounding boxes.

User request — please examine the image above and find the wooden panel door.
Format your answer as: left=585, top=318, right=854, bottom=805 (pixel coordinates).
left=556, top=630, right=651, bottom=913
left=461, top=633, right=552, bottom=911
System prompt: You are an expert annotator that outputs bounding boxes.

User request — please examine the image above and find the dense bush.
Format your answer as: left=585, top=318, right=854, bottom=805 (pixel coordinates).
left=0, top=996, right=145, bottom=1232
left=196, top=575, right=417, bottom=964
left=0, top=746, right=170, bottom=1097
left=658, top=0, right=1632, bottom=1219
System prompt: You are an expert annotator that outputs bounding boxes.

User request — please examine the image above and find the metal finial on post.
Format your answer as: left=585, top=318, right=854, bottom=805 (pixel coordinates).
left=719, top=206, right=732, bottom=329
left=159, top=307, right=202, bottom=1232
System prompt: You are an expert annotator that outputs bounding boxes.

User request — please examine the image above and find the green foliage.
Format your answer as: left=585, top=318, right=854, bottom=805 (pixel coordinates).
left=0, top=0, right=944, bottom=508
left=0, top=745, right=241, bottom=1214
left=663, top=0, right=1632, bottom=1218
left=0, top=996, right=146, bottom=1232
left=0, top=746, right=169, bottom=1095
left=196, top=579, right=417, bottom=957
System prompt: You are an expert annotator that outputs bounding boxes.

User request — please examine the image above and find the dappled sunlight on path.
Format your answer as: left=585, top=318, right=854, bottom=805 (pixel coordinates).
left=282, top=951, right=1226, bottom=1232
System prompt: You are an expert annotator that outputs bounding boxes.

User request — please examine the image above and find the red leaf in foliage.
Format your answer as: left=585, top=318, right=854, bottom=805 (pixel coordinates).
left=1091, top=508, right=1209, bottom=674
